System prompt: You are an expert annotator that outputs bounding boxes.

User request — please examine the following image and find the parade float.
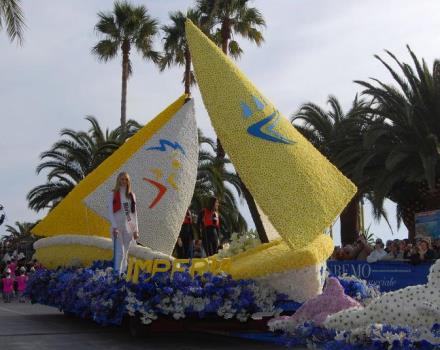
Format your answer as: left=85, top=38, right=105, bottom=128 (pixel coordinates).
left=27, top=20, right=440, bottom=349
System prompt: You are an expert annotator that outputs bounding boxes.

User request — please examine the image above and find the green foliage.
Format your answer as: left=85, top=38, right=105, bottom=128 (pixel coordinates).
left=92, top=1, right=160, bottom=69
left=2, top=221, right=38, bottom=254
left=196, top=0, right=265, bottom=58
left=192, top=129, right=247, bottom=235
left=0, top=0, right=25, bottom=44
left=359, top=224, right=376, bottom=246
left=27, top=117, right=140, bottom=211
left=354, top=46, right=440, bottom=227
left=92, top=1, right=161, bottom=135
left=160, top=8, right=202, bottom=93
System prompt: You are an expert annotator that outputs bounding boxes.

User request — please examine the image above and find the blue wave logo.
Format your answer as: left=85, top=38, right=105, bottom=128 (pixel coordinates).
left=145, top=139, right=186, bottom=155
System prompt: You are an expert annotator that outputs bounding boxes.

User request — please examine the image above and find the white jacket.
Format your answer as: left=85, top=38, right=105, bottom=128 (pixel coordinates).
left=107, top=189, right=139, bottom=234
left=366, top=249, right=388, bottom=263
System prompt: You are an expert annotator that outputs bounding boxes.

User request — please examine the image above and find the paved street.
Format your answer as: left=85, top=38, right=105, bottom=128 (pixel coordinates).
left=0, top=301, right=287, bottom=350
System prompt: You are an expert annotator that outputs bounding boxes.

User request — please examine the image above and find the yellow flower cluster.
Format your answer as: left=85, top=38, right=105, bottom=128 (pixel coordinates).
left=186, top=20, right=356, bottom=250
left=33, top=234, right=173, bottom=269
left=226, top=234, right=334, bottom=279
left=35, top=245, right=113, bottom=269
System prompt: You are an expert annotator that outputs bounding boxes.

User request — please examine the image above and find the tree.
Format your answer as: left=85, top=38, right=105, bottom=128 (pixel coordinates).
left=354, top=46, right=440, bottom=240
left=27, top=117, right=140, bottom=211
left=292, top=96, right=372, bottom=245
left=0, top=204, right=5, bottom=226
left=197, top=0, right=265, bottom=158
left=2, top=221, right=37, bottom=256
left=196, top=0, right=268, bottom=242
left=160, top=9, right=202, bottom=95
left=92, top=1, right=160, bottom=137
left=4, top=221, right=34, bottom=238
left=197, top=0, right=265, bottom=59
left=192, top=129, right=247, bottom=237
left=0, top=0, right=25, bottom=44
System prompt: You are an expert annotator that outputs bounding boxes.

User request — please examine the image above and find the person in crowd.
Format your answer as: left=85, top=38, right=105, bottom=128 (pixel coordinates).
left=410, top=238, right=436, bottom=264
left=179, top=208, right=194, bottom=259
left=17, top=255, right=26, bottom=274
left=385, top=240, right=393, bottom=253
left=32, top=259, right=43, bottom=270
left=367, top=238, right=387, bottom=263
left=351, top=236, right=372, bottom=260
left=192, top=240, right=206, bottom=258
left=2, top=268, right=14, bottom=303
left=28, top=266, right=36, bottom=276
left=16, top=267, right=28, bottom=303
left=2, top=251, right=11, bottom=263
left=383, top=241, right=404, bottom=260
left=432, top=238, right=440, bottom=259
left=339, top=245, right=355, bottom=260
left=397, top=240, right=408, bottom=259
left=406, top=243, right=417, bottom=259
left=8, top=258, right=17, bottom=277
left=173, top=237, right=186, bottom=259
left=108, top=172, right=139, bottom=274
left=330, top=246, right=342, bottom=260
left=199, top=197, right=221, bottom=256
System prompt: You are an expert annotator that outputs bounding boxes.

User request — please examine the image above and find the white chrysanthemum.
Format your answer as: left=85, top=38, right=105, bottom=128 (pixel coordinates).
left=325, top=260, right=440, bottom=340
left=217, top=231, right=261, bottom=258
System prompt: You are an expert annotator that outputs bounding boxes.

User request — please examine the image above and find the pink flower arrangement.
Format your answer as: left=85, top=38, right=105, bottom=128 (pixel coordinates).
left=268, top=277, right=362, bottom=333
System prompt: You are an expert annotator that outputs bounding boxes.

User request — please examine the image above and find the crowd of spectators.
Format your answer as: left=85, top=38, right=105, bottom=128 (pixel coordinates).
left=0, top=250, right=42, bottom=303
left=331, top=236, right=440, bottom=264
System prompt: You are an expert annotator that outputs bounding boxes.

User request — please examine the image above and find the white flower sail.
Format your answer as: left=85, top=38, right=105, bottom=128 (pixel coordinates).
left=84, top=100, right=198, bottom=254
left=32, top=96, right=198, bottom=261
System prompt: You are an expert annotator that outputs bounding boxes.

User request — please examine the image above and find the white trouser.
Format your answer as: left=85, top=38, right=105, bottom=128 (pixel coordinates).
left=113, top=229, right=133, bottom=274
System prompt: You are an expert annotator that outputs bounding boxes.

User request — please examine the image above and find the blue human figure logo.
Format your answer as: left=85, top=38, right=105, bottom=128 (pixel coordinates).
left=240, top=96, right=295, bottom=145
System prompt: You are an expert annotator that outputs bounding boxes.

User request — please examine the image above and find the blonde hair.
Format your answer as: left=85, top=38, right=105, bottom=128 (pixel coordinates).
left=113, top=172, right=132, bottom=196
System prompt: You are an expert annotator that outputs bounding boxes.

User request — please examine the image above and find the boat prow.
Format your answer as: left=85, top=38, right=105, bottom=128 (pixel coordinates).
left=223, top=234, right=333, bottom=302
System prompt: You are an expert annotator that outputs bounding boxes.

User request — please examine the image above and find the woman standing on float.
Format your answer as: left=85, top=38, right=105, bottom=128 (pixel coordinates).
left=108, top=172, right=139, bottom=274
left=200, top=197, right=220, bottom=256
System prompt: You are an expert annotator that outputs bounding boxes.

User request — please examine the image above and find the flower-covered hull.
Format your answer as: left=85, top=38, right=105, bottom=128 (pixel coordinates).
left=34, top=234, right=172, bottom=269
left=224, top=234, right=333, bottom=301
left=257, top=262, right=327, bottom=302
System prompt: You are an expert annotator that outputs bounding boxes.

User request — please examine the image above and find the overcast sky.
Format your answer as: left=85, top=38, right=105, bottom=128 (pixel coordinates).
left=1, top=0, right=440, bottom=244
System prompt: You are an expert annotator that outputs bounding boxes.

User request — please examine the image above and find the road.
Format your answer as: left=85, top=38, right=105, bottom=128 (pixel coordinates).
left=0, top=301, right=290, bottom=350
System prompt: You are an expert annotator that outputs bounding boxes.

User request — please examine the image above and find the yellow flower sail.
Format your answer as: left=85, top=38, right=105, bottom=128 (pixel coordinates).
left=186, top=20, right=356, bottom=249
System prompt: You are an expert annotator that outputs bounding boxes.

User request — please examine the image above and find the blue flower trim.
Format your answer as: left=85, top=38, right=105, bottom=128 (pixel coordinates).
left=26, top=261, right=287, bottom=326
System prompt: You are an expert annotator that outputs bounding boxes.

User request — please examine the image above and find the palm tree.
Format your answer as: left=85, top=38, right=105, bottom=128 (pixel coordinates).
left=292, top=96, right=372, bottom=245
left=0, top=204, right=5, bottom=226
left=197, top=0, right=265, bottom=59
left=196, top=0, right=267, bottom=242
left=27, top=117, right=140, bottom=211
left=0, top=0, right=25, bottom=44
left=160, top=9, right=202, bottom=95
left=354, top=46, right=440, bottom=240
left=3, top=221, right=36, bottom=252
left=192, top=129, right=247, bottom=237
left=4, top=221, right=34, bottom=238
left=197, top=0, right=265, bottom=159
left=92, top=1, right=160, bottom=137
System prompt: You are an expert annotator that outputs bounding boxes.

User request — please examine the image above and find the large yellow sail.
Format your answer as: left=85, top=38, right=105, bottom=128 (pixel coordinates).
left=186, top=20, right=356, bottom=249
